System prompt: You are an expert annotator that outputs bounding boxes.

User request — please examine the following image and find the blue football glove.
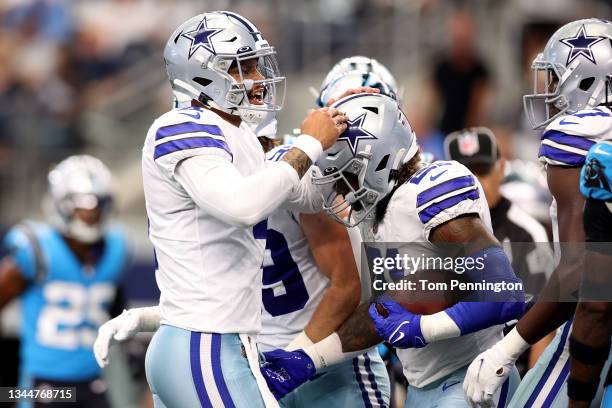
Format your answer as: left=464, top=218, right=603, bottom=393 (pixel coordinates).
left=260, top=349, right=316, bottom=400
left=368, top=301, right=427, bottom=349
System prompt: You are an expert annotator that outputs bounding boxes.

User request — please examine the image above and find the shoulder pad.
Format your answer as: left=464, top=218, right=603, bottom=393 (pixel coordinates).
left=409, top=161, right=482, bottom=235
left=539, top=108, right=612, bottom=167
left=546, top=107, right=612, bottom=138
left=151, top=107, right=232, bottom=178
left=580, top=141, right=612, bottom=201
left=155, top=106, right=225, bottom=128
left=3, top=221, right=48, bottom=281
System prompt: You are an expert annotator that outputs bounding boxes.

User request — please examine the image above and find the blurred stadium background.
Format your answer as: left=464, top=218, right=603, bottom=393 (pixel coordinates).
left=0, top=0, right=611, bottom=406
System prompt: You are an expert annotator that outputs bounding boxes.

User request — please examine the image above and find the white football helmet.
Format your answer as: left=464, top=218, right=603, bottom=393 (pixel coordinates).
left=313, top=93, right=419, bottom=227
left=524, top=19, right=612, bottom=129
left=321, top=56, right=399, bottom=96
left=164, top=11, right=285, bottom=124
left=317, top=70, right=398, bottom=108
left=44, top=155, right=113, bottom=243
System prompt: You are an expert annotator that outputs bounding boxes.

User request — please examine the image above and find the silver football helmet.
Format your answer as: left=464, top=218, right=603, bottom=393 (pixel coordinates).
left=164, top=11, right=285, bottom=124
left=313, top=93, right=419, bottom=227
left=44, top=155, right=113, bottom=243
left=524, top=19, right=612, bottom=129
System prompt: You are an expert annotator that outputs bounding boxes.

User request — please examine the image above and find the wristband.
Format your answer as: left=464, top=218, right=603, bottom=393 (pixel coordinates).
left=569, top=336, right=611, bottom=365
left=567, top=377, right=599, bottom=402
left=303, top=333, right=366, bottom=370
left=498, top=327, right=530, bottom=360
left=292, top=134, right=323, bottom=163
left=285, top=331, right=314, bottom=351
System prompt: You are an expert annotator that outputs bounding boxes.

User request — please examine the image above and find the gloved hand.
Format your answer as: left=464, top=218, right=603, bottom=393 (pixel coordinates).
left=462, top=344, right=516, bottom=407
left=93, top=306, right=161, bottom=368
left=260, top=349, right=316, bottom=400
left=368, top=301, right=427, bottom=348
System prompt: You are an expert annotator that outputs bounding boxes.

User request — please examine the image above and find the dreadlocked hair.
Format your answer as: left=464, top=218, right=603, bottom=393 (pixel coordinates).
left=258, top=136, right=281, bottom=153
left=373, top=151, right=422, bottom=231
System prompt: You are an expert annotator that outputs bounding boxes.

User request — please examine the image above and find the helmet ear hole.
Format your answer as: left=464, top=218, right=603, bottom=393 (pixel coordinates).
left=579, top=77, right=595, bottom=91
left=375, top=154, right=390, bottom=171
left=193, top=77, right=212, bottom=87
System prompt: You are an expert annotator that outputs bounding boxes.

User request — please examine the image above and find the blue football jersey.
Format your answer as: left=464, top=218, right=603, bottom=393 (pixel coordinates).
left=3, top=222, right=128, bottom=381
left=581, top=141, right=612, bottom=201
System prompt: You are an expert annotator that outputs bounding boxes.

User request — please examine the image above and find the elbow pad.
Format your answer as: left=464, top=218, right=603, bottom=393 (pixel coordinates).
left=445, top=246, right=526, bottom=336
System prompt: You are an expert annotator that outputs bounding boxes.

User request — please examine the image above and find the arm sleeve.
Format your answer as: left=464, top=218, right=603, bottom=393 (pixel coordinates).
left=421, top=246, right=526, bottom=342
left=175, top=155, right=301, bottom=228
left=265, top=144, right=324, bottom=214
left=280, top=166, right=324, bottom=214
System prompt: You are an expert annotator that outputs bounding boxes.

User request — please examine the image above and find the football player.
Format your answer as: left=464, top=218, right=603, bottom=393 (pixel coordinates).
left=566, top=141, right=612, bottom=408
left=260, top=93, right=525, bottom=408
left=254, top=59, right=397, bottom=407
left=94, top=58, right=394, bottom=408
left=0, top=155, right=128, bottom=408
left=94, top=11, right=347, bottom=408
left=462, top=18, right=612, bottom=408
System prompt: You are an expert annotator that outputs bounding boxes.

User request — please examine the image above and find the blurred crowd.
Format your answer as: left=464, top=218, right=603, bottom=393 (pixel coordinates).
left=0, top=0, right=610, bottom=223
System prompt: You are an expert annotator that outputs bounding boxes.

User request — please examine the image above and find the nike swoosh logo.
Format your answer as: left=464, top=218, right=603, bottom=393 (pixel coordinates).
left=430, top=170, right=448, bottom=181
left=442, top=381, right=461, bottom=391
left=559, top=118, right=578, bottom=125
left=389, top=321, right=410, bottom=344
left=180, top=111, right=201, bottom=119
left=594, top=145, right=611, bottom=156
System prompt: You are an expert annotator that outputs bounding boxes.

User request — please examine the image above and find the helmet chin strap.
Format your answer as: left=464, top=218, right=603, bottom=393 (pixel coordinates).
left=173, top=78, right=265, bottom=124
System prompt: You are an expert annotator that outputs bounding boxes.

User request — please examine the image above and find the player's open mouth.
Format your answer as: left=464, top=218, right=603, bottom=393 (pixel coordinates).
left=248, top=88, right=265, bottom=105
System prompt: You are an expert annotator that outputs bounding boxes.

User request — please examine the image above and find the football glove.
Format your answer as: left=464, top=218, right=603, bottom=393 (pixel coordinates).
left=260, top=349, right=316, bottom=400
left=368, top=301, right=427, bottom=349
left=93, top=306, right=161, bottom=368
left=463, top=344, right=516, bottom=407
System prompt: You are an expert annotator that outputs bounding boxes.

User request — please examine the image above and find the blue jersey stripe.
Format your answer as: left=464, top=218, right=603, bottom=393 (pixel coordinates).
left=190, top=332, right=213, bottom=408
left=418, top=188, right=480, bottom=224
left=364, top=354, right=385, bottom=407
left=542, top=130, right=596, bottom=152
left=542, top=359, right=570, bottom=407
left=524, top=320, right=571, bottom=407
left=352, top=357, right=373, bottom=408
left=416, top=175, right=475, bottom=207
left=210, top=334, right=236, bottom=408
left=538, top=144, right=585, bottom=167
left=268, top=146, right=291, bottom=162
left=154, top=137, right=232, bottom=160
left=156, top=122, right=223, bottom=140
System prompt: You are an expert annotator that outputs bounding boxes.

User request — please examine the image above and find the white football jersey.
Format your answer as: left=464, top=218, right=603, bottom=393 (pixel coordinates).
left=539, top=106, right=612, bottom=167
left=540, top=106, right=612, bottom=248
left=142, top=106, right=269, bottom=334
left=257, top=146, right=330, bottom=351
left=362, top=160, right=503, bottom=388
left=257, top=210, right=330, bottom=351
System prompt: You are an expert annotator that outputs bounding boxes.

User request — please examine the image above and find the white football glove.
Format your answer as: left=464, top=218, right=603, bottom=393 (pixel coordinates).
left=93, top=306, right=161, bottom=368
left=463, top=328, right=529, bottom=407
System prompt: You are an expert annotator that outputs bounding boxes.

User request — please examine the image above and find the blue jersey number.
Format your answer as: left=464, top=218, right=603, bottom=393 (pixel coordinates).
left=262, top=229, right=309, bottom=316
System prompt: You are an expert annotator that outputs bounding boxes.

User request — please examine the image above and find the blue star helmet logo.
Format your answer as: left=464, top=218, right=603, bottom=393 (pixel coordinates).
left=338, top=113, right=377, bottom=155
left=559, top=25, right=606, bottom=65
left=181, top=16, right=223, bottom=58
